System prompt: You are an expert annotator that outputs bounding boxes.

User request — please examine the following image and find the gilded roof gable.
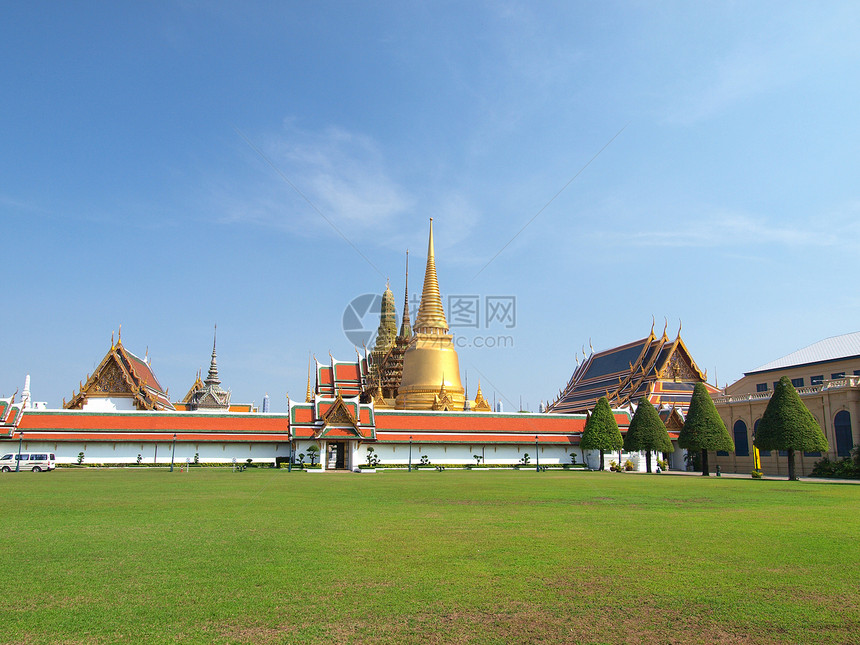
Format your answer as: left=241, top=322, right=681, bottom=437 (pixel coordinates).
left=65, top=336, right=174, bottom=411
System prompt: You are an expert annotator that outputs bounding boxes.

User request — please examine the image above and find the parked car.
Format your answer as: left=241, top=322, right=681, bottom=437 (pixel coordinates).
left=0, top=452, right=56, bottom=472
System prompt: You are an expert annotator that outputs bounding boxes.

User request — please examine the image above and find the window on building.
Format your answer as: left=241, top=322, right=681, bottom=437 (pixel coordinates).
left=733, top=420, right=749, bottom=457
left=773, top=382, right=780, bottom=391
left=835, top=410, right=853, bottom=457
left=804, top=451, right=822, bottom=457
left=832, top=372, right=845, bottom=379
left=717, top=450, right=729, bottom=456
left=853, top=370, right=860, bottom=376
left=756, top=383, right=768, bottom=392
left=753, top=419, right=770, bottom=456
left=779, top=450, right=788, bottom=457
left=810, top=375, right=824, bottom=386
left=791, top=377, right=804, bottom=388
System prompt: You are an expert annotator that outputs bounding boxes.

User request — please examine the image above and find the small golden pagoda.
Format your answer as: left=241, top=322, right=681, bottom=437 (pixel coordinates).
left=395, top=219, right=465, bottom=410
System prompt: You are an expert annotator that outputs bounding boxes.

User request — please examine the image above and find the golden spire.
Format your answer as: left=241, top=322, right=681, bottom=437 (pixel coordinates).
left=413, top=218, right=449, bottom=333
left=399, top=249, right=411, bottom=338
left=306, top=355, right=313, bottom=403
left=396, top=218, right=465, bottom=411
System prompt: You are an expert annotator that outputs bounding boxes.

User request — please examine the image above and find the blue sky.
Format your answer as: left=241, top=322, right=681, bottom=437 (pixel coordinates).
left=2, top=2, right=859, bottom=412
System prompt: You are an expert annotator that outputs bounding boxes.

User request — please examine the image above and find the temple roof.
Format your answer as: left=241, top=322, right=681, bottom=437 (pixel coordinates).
left=549, top=325, right=713, bottom=415
left=65, top=335, right=174, bottom=411
left=315, top=355, right=367, bottom=399
left=289, top=393, right=376, bottom=441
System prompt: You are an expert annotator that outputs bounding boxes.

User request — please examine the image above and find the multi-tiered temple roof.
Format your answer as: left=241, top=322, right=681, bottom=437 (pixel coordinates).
left=65, top=331, right=174, bottom=411
left=548, top=323, right=715, bottom=415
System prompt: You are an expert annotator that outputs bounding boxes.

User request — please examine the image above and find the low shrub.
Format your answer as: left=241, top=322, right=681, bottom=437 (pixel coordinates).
left=810, top=455, right=860, bottom=479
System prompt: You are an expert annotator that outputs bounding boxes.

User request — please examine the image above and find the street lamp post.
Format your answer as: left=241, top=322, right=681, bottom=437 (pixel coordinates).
left=287, top=439, right=293, bottom=472
left=170, top=433, right=177, bottom=472
left=15, top=431, right=23, bottom=472
left=535, top=435, right=539, bottom=472
left=409, top=436, right=413, bottom=472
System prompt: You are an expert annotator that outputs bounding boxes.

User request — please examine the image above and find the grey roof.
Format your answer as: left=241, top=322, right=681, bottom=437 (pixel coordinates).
left=747, top=332, right=860, bottom=374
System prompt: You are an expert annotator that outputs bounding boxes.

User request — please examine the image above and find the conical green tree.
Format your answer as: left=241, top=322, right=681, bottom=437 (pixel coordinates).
left=679, top=382, right=734, bottom=476
left=580, top=397, right=624, bottom=471
left=623, top=397, right=674, bottom=473
left=755, top=376, right=828, bottom=481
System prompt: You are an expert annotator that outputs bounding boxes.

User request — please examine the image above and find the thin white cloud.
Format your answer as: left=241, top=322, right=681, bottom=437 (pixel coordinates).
left=213, top=121, right=484, bottom=257
left=605, top=202, right=860, bottom=249
left=666, top=49, right=785, bottom=126
left=0, top=193, right=46, bottom=214
left=662, top=6, right=860, bottom=125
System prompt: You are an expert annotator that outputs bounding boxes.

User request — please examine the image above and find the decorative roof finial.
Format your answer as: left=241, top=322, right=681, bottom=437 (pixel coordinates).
left=22, top=375, right=31, bottom=409
left=662, top=317, right=668, bottom=338
left=306, top=354, right=313, bottom=403
left=677, top=319, right=682, bottom=339
left=399, top=249, right=411, bottom=337
left=205, top=325, right=220, bottom=386
left=111, top=330, right=115, bottom=348
left=650, top=315, right=655, bottom=336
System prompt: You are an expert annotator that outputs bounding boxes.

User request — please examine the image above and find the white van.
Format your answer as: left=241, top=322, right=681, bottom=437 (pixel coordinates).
left=0, top=452, right=56, bottom=472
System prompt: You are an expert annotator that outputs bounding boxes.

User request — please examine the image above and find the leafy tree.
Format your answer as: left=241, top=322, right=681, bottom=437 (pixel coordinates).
left=580, top=397, right=624, bottom=471
left=679, top=383, right=734, bottom=476
left=755, top=376, right=828, bottom=480
left=306, top=445, right=319, bottom=466
left=623, top=398, right=674, bottom=473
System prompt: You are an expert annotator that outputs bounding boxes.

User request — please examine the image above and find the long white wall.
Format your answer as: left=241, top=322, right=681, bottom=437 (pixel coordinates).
left=4, top=439, right=677, bottom=471
left=1, top=440, right=283, bottom=465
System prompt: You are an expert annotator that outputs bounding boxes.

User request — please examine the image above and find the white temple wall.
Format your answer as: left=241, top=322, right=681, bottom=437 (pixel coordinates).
left=82, top=397, right=137, bottom=412
left=5, top=440, right=282, bottom=465
left=5, top=439, right=600, bottom=468
left=582, top=449, right=670, bottom=472
left=355, top=442, right=583, bottom=467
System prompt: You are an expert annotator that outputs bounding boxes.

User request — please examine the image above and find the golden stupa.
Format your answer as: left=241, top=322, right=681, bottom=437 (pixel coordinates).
left=395, top=219, right=466, bottom=411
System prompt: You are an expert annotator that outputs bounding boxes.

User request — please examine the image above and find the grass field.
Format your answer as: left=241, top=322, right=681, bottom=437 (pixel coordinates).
left=1, top=469, right=858, bottom=644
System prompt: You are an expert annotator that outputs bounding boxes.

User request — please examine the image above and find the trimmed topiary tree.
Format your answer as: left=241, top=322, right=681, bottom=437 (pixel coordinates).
left=306, top=444, right=319, bottom=466
left=679, top=383, right=734, bottom=476
left=755, top=376, right=828, bottom=481
left=623, top=397, right=674, bottom=473
left=580, top=397, right=624, bottom=471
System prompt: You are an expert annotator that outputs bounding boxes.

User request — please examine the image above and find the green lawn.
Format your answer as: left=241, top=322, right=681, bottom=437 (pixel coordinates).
left=1, top=469, right=858, bottom=644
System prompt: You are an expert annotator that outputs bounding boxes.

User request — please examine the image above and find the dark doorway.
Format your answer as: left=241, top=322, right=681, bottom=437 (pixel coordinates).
left=328, top=442, right=347, bottom=469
